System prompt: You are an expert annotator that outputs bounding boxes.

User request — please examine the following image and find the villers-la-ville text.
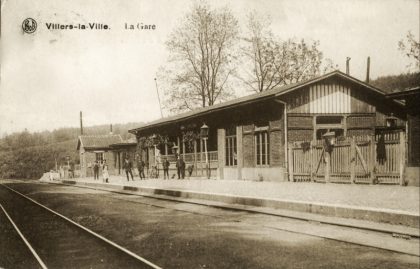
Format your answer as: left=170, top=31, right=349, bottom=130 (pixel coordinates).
left=46, top=23, right=156, bottom=30
left=46, top=23, right=110, bottom=30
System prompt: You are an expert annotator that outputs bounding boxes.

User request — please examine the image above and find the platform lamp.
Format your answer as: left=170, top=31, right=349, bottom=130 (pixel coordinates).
left=200, top=123, right=210, bottom=179
left=322, top=131, right=336, bottom=183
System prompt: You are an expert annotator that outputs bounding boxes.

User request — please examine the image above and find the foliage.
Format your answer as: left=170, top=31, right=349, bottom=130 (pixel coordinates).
left=370, top=72, right=420, bottom=93
left=159, top=1, right=239, bottom=113
left=300, top=141, right=311, bottom=152
left=0, top=122, right=143, bottom=179
left=0, top=140, right=78, bottom=179
left=182, top=131, right=200, bottom=151
left=398, top=31, right=420, bottom=71
left=137, top=134, right=169, bottom=150
left=241, top=11, right=336, bottom=93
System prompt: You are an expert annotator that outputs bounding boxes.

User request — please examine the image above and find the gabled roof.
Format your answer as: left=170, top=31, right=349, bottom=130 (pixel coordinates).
left=109, top=137, right=137, bottom=148
left=77, top=134, right=123, bottom=150
left=129, top=70, right=392, bottom=134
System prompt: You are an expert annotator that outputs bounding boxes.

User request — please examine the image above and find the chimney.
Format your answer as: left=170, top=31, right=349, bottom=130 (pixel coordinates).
left=366, top=56, right=370, bottom=83
left=110, top=124, right=113, bottom=135
left=346, top=57, right=351, bottom=75
left=80, top=111, right=83, bottom=135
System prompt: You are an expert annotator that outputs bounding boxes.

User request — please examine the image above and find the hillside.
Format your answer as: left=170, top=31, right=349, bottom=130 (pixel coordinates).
left=0, top=122, right=143, bottom=179
left=370, top=72, right=420, bottom=93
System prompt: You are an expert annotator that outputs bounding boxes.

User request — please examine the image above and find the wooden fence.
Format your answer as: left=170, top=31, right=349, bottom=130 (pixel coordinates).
left=288, top=131, right=406, bottom=184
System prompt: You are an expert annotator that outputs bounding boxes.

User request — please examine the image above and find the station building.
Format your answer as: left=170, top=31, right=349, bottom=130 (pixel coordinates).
left=387, top=87, right=420, bottom=186
left=128, top=71, right=406, bottom=182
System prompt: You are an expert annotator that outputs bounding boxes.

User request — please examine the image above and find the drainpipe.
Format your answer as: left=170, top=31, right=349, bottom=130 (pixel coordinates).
left=274, top=99, right=288, bottom=176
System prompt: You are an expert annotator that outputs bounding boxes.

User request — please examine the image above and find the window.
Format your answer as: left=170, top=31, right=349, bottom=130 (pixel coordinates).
left=95, top=152, right=104, bottom=163
left=316, top=128, right=344, bottom=140
left=315, top=115, right=345, bottom=140
left=225, top=127, right=237, bottom=166
left=316, top=116, right=343, bottom=125
left=255, top=127, right=269, bottom=166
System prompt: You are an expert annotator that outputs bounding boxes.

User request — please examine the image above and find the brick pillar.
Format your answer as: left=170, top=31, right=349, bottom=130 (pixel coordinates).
left=217, top=128, right=226, bottom=179
left=236, top=126, right=243, bottom=180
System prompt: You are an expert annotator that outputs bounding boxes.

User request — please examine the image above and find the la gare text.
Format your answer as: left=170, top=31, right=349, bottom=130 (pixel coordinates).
left=125, top=23, right=156, bottom=30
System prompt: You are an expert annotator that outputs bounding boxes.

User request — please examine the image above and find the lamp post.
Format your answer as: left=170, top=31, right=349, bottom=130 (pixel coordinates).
left=322, top=131, right=335, bottom=183
left=150, top=134, right=160, bottom=178
left=200, top=123, right=210, bottom=179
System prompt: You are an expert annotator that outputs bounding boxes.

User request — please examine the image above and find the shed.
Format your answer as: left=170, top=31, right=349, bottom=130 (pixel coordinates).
left=77, top=134, right=123, bottom=177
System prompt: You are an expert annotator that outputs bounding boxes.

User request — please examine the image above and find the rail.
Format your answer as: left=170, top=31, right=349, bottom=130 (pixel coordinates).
left=0, top=183, right=162, bottom=269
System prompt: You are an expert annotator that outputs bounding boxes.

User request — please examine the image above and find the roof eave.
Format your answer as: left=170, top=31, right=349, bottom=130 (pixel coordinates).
left=386, top=87, right=420, bottom=99
left=83, top=147, right=112, bottom=151
left=129, top=94, right=277, bottom=134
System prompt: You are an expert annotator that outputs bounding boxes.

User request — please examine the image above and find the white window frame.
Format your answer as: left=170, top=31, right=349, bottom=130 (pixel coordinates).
left=225, top=132, right=237, bottom=167
left=255, top=129, right=269, bottom=166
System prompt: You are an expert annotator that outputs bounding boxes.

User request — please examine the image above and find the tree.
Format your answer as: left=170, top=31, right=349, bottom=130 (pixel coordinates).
left=398, top=31, right=420, bottom=70
left=370, top=72, right=420, bottom=93
left=159, top=2, right=239, bottom=113
left=241, top=11, right=335, bottom=93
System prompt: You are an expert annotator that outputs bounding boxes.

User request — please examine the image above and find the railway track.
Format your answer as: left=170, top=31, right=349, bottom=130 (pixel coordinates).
left=2, top=180, right=419, bottom=264
left=0, top=184, right=161, bottom=269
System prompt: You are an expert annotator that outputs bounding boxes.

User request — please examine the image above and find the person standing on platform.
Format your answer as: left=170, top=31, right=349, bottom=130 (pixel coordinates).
left=145, top=160, right=149, bottom=177
left=93, top=161, right=99, bottom=180
left=163, top=157, right=170, bottom=179
left=176, top=156, right=185, bottom=179
left=123, top=157, right=134, bottom=181
left=102, top=159, right=109, bottom=183
left=136, top=154, right=146, bottom=180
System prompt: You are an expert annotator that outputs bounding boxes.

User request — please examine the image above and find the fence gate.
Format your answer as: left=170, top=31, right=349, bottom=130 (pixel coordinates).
left=288, top=131, right=406, bottom=185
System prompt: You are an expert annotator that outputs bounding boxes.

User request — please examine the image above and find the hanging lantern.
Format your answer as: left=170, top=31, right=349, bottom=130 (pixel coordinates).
left=200, top=123, right=209, bottom=139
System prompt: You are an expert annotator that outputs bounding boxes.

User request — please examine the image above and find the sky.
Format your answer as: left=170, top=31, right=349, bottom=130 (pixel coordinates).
left=0, top=0, right=419, bottom=136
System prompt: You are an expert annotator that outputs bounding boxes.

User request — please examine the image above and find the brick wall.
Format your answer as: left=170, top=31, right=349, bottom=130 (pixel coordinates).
left=346, top=129, right=374, bottom=137
left=83, top=152, right=96, bottom=177
left=347, top=115, right=375, bottom=129
left=288, top=129, right=313, bottom=142
left=288, top=115, right=313, bottom=142
left=217, top=128, right=226, bottom=179
left=408, top=114, right=420, bottom=165
left=242, top=124, right=255, bottom=167
left=269, top=119, right=284, bottom=167
left=288, top=115, right=313, bottom=128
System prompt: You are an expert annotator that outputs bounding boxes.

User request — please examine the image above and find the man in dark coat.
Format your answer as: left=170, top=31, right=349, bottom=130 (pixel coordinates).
left=162, top=158, right=170, bottom=179
left=93, top=161, right=99, bottom=180
left=137, top=155, right=145, bottom=180
left=123, top=157, right=134, bottom=181
left=176, top=156, right=185, bottom=179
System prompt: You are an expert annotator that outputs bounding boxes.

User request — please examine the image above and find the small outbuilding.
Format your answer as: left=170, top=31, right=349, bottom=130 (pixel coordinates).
left=77, top=134, right=123, bottom=177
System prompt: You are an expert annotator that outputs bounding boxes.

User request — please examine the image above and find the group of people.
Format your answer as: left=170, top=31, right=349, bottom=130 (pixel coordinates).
left=92, top=160, right=109, bottom=183
left=128, top=154, right=187, bottom=180
left=93, top=154, right=190, bottom=182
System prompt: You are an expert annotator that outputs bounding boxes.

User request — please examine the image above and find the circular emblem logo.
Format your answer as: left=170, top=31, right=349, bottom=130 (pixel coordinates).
left=22, top=18, right=37, bottom=34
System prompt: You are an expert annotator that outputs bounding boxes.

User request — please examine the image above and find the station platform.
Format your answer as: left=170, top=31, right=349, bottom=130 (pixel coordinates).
left=40, top=175, right=420, bottom=235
